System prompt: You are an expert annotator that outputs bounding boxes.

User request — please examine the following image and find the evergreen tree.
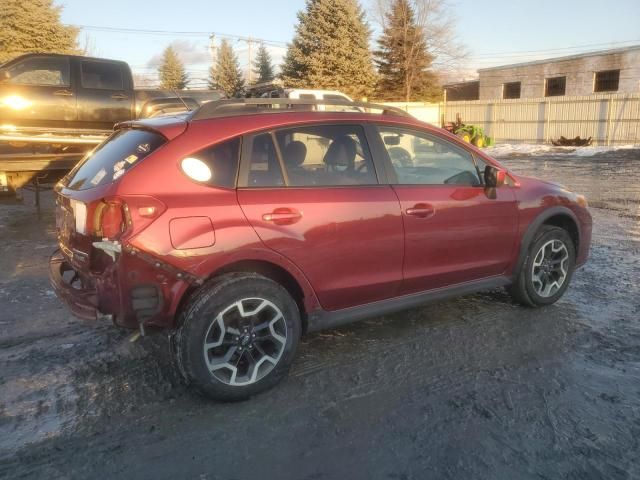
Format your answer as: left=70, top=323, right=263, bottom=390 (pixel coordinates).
left=158, top=46, right=188, bottom=90
left=280, top=0, right=376, bottom=99
left=209, top=39, right=245, bottom=97
left=0, top=0, right=79, bottom=64
left=252, top=43, right=275, bottom=84
left=374, top=0, right=439, bottom=101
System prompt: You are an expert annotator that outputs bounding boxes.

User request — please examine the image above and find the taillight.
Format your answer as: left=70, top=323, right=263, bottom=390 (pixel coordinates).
left=93, top=200, right=127, bottom=239
left=90, top=195, right=165, bottom=240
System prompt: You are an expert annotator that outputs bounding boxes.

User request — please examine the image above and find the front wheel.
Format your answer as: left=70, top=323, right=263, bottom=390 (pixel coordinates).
left=508, top=226, right=576, bottom=307
left=176, top=273, right=301, bottom=401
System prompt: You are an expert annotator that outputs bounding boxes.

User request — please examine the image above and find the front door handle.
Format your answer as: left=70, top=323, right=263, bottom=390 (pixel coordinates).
left=111, top=93, right=128, bottom=100
left=406, top=203, right=435, bottom=218
left=262, top=208, right=302, bottom=225
left=53, top=89, right=73, bottom=97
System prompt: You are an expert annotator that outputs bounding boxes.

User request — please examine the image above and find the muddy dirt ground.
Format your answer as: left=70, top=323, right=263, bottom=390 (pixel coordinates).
left=1, top=150, right=639, bottom=479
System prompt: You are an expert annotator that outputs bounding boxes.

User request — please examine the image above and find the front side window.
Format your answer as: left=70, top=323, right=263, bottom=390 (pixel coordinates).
left=6, top=56, right=70, bottom=86
left=242, top=124, right=377, bottom=187
left=377, top=127, right=481, bottom=186
left=81, top=61, right=124, bottom=90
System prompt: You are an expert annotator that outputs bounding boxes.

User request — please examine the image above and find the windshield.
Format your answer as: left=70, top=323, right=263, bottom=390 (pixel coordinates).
left=65, top=129, right=165, bottom=190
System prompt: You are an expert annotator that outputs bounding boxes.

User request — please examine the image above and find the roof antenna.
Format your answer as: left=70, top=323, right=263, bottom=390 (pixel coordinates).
left=172, top=88, right=191, bottom=112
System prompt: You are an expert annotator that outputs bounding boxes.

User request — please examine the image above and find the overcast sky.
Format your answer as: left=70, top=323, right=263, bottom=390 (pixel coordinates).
left=59, top=0, right=640, bottom=87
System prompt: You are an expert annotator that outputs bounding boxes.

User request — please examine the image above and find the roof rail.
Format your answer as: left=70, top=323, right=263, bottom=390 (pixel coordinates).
left=190, top=98, right=412, bottom=121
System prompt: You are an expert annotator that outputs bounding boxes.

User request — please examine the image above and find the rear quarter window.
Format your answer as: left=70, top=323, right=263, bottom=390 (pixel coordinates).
left=181, top=138, right=241, bottom=188
left=66, top=129, right=165, bottom=190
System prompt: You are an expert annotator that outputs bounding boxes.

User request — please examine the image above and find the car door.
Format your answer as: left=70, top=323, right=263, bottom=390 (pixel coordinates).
left=371, top=124, right=519, bottom=294
left=236, top=123, right=404, bottom=311
left=0, top=55, right=76, bottom=128
left=76, top=59, right=133, bottom=129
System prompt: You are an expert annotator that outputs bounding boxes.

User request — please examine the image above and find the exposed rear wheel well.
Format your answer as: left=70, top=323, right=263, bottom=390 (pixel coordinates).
left=542, top=214, right=579, bottom=251
left=214, top=260, right=308, bottom=333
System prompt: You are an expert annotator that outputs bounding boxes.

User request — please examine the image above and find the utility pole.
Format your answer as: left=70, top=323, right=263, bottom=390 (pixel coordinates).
left=209, top=34, right=217, bottom=64
left=246, top=37, right=254, bottom=84
left=209, top=34, right=217, bottom=89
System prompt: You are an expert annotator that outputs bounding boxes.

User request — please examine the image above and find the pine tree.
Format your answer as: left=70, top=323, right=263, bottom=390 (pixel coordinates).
left=253, top=43, right=275, bottom=84
left=209, top=39, right=245, bottom=97
left=0, top=0, right=79, bottom=64
left=158, top=46, right=188, bottom=90
left=374, top=0, right=439, bottom=101
left=280, top=0, right=376, bottom=99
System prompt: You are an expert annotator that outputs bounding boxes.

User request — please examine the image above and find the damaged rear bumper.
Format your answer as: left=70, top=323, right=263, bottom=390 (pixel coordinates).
left=49, top=245, right=195, bottom=330
left=49, top=249, right=99, bottom=321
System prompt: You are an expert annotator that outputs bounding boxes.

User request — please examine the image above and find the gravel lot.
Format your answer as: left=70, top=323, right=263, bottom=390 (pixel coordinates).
left=1, top=149, right=639, bottom=480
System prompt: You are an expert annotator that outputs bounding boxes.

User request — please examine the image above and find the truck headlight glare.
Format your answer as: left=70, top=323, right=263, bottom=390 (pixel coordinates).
left=2, top=95, right=32, bottom=110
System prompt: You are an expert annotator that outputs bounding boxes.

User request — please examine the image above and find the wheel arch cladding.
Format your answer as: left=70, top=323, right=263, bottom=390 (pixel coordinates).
left=177, top=259, right=309, bottom=334
left=516, top=207, right=580, bottom=276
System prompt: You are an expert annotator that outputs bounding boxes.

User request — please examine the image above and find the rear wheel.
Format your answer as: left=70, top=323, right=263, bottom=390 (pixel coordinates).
left=508, top=226, right=576, bottom=307
left=176, top=273, right=301, bottom=401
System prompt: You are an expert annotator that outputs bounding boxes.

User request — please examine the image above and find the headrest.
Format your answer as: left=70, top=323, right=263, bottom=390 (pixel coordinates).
left=323, top=136, right=356, bottom=169
left=283, top=141, right=307, bottom=168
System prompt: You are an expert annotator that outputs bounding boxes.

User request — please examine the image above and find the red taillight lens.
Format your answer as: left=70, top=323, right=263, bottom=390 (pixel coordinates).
left=93, top=200, right=127, bottom=239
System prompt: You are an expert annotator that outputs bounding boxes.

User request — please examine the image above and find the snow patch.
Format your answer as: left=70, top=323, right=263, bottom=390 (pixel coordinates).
left=485, top=143, right=638, bottom=158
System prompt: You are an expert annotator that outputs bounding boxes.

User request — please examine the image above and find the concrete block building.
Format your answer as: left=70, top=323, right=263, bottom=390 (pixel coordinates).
left=444, top=46, right=640, bottom=101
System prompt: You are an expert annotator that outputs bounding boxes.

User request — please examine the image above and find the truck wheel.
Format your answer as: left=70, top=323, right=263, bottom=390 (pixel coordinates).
left=508, top=226, right=576, bottom=307
left=176, top=273, right=301, bottom=401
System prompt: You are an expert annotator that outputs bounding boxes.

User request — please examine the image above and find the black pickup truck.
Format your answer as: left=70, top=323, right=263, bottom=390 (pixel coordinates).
left=0, top=53, right=223, bottom=193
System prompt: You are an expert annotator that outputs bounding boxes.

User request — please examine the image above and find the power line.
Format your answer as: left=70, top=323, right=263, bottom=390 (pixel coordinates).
left=68, top=24, right=287, bottom=47
left=470, top=40, right=640, bottom=59
left=70, top=23, right=638, bottom=62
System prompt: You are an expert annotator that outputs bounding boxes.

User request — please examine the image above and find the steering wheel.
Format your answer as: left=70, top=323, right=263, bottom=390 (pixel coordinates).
left=388, top=147, right=412, bottom=168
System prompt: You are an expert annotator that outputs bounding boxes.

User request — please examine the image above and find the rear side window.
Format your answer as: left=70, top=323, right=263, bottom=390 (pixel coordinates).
left=66, top=130, right=165, bottom=190
left=245, top=133, right=285, bottom=187
left=81, top=61, right=124, bottom=90
left=240, top=124, right=377, bottom=187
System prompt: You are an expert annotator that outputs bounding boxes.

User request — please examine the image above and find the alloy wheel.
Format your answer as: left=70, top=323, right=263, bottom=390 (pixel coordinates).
left=531, top=239, right=569, bottom=298
left=202, top=298, right=287, bottom=386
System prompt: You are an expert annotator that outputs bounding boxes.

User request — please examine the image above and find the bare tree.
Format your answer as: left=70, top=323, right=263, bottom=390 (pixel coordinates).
left=370, top=0, right=468, bottom=75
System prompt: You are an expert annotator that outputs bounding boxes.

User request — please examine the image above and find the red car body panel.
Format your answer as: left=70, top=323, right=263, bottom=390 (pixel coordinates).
left=391, top=184, right=519, bottom=293
left=49, top=110, right=592, bottom=333
left=237, top=186, right=404, bottom=310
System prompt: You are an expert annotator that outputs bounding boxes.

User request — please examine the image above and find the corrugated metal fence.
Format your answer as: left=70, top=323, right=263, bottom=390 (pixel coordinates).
left=384, top=94, right=640, bottom=146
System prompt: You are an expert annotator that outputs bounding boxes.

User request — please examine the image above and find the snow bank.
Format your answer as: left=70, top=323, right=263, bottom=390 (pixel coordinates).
left=485, top=143, right=638, bottom=158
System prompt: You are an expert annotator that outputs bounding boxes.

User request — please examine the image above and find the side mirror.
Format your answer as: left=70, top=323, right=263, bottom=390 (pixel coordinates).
left=484, top=165, right=506, bottom=188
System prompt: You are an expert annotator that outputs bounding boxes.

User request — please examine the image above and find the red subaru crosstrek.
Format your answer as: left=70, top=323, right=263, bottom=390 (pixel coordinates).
left=50, top=99, right=592, bottom=400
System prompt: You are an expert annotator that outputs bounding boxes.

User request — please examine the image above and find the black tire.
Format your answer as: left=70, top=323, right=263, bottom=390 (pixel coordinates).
left=176, top=272, right=301, bottom=401
left=508, top=225, right=576, bottom=307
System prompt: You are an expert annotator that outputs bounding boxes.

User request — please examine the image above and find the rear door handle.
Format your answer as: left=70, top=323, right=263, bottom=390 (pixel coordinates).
left=53, top=89, right=73, bottom=97
left=406, top=203, right=435, bottom=218
left=262, top=208, right=302, bottom=225
left=111, top=93, right=128, bottom=100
